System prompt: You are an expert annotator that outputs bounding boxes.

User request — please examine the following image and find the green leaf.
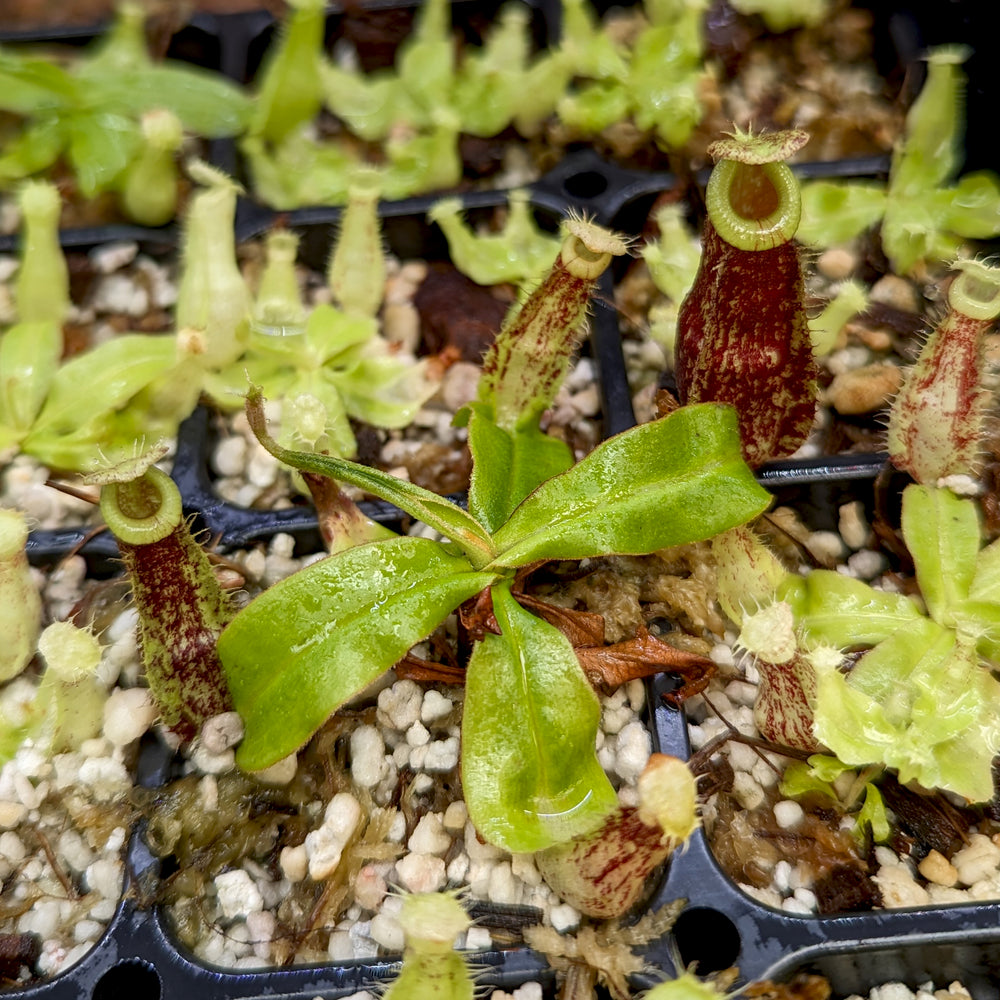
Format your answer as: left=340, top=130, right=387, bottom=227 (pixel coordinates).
left=902, top=484, right=980, bottom=625
left=26, top=334, right=177, bottom=441
left=881, top=198, right=936, bottom=276
left=305, top=305, right=377, bottom=364
left=396, top=0, right=455, bottom=118
left=796, top=179, right=887, bottom=247
left=467, top=402, right=573, bottom=534
left=557, top=79, right=631, bottom=135
left=103, top=65, right=253, bottom=137
left=778, top=759, right=838, bottom=801
left=0, top=118, right=66, bottom=183
left=943, top=172, right=1000, bottom=239
left=781, top=569, right=922, bottom=648
left=0, top=321, right=62, bottom=432
left=971, top=537, right=1000, bottom=602
left=245, top=385, right=497, bottom=567
left=840, top=617, right=947, bottom=720
left=331, top=355, right=437, bottom=430
left=892, top=47, right=967, bottom=196
left=67, top=112, right=139, bottom=196
left=490, top=403, right=770, bottom=569
left=461, top=582, right=617, bottom=852
left=855, top=783, right=891, bottom=844
left=320, top=62, right=403, bottom=143
left=805, top=753, right=857, bottom=784
left=0, top=52, right=79, bottom=113
left=220, top=536, right=498, bottom=771
left=812, top=626, right=1000, bottom=801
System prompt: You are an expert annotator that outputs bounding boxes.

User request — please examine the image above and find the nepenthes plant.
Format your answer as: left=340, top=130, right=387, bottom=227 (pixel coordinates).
left=211, top=217, right=771, bottom=856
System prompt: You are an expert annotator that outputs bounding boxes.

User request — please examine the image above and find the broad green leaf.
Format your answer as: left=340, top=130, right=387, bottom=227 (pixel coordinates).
left=0, top=118, right=65, bottom=183
left=0, top=52, right=79, bottom=113
left=797, top=180, right=887, bottom=247
left=952, top=600, right=1000, bottom=662
left=0, top=321, right=61, bottom=432
left=972, top=536, right=1000, bottom=603
left=203, top=354, right=295, bottom=411
left=245, top=385, right=497, bottom=567
left=101, top=66, right=252, bottom=137
left=490, top=403, right=770, bottom=568
left=20, top=412, right=163, bottom=472
left=841, top=617, right=948, bottom=718
left=26, top=334, right=177, bottom=440
left=332, top=356, right=437, bottom=430
left=902, top=484, right=980, bottom=625
left=220, top=537, right=497, bottom=771
left=305, top=305, right=377, bottom=365
left=67, top=112, right=139, bottom=196
left=557, top=79, right=631, bottom=134
left=0, top=427, right=21, bottom=452
left=781, top=569, right=922, bottom=648
left=396, top=0, right=455, bottom=119
left=944, top=172, right=1000, bottom=239
left=320, top=62, right=403, bottom=143
left=467, top=402, right=573, bottom=534
left=881, top=199, right=936, bottom=276
left=462, top=582, right=617, bottom=853
left=810, top=644, right=915, bottom=766
left=813, top=626, right=1000, bottom=801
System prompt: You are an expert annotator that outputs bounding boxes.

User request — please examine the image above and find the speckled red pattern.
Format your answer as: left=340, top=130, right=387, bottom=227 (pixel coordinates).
left=676, top=222, right=817, bottom=468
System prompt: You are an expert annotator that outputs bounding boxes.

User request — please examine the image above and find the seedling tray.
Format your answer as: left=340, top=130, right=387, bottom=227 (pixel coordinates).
left=5, top=2, right=1000, bottom=998
left=13, top=175, right=998, bottom=1000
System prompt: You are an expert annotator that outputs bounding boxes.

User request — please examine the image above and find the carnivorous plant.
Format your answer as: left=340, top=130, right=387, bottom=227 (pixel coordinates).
left=714, top=483, right=1000, bottom=803
left=0, top=3, right=250, bottom=222
left=797, top=46, right=1000, bottom=274
left=218, top=218, right=771, bottom=856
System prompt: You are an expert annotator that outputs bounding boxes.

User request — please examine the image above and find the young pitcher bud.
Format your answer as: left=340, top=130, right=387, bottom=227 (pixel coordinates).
left=676, top=129, right=816, bottom=467
left=327, top=167, right=386, bottom=319
left=0, top=508, right=42, bottom=682
left=534, top=754, right=697, bottom=918
left=16, top=180, right=70, bottom=326
left=176, top=160, right=250, bottom=369
left=383, top=891, right=475, bottom=1000
left=738, top=602, right=823, bottom=754
left=887, top=259, right=1000, bottom=485
left=36, top=621, right=107, bottom=753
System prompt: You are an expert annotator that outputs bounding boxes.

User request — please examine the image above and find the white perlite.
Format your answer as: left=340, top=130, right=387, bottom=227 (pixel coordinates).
left=305, top=792, right=364, bottom=881
left=845, top=983, right=972, bottom=1000
left=215, top=869, right=265, bottom=919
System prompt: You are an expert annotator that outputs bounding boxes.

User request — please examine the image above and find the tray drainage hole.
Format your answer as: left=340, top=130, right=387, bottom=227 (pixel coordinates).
left=562, top=170, right=609, bottom=199
left=92, top=959, right=161, bottom=1000
left=671, top=906, right=740, bottom=973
